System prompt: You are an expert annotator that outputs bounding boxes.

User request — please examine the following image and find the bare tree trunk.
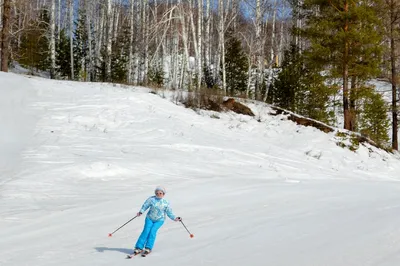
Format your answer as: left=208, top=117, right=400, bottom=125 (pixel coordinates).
left=106, top=0, right=112, bottom=81
left=86, top=0, right=93, bottom=81
left=172, top=27, right=179, bottom=89
left=232, top=0, right=238, bottom=31
left=50, top=0, right=56, bottom=79
left=197, top=0, right=203, bottom=90
left=134, top=0, right=140, bottom=84
left=177, top=0, right=191, bottom=89
left=1, top=0, right=11, bottom=72
left=57, top=0, right=61, bottom=40
left=189, top=0, right=198, bottom=90
left=128, top=0, right=135, bottom=83
left=343, top=0, right=350, bottom=130
left=277, top=21, right=284, bottom=66
left=218, top=0, right=226, bottom=94
left=255, top=0, right=262, bottom=100
left=95, top=6, right=105, bottom=81
left=113, top=0, right=120, bottom=43
left=0, top=0, right=3, bottom=32
left=143, top=0, right=149, bottom=84
left=205, top=0, right=211, bottom=72
left=154, top=0, right=159, bottom=69
left=69, top=0, right=74, bottom=79
left=264, top=0, right=277, bottom=102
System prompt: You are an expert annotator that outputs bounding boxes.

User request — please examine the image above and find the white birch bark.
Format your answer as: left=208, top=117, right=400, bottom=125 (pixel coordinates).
left=106, top=0, right=112, bottom=81
left=278, top=21, right=284, bottom=66
left=218, top=0, right=226, bottom=94
left=204, top=0, right=211, bottom=71
left=255, top=0, right=262, bottom=100
left=264, top=0, right=277, bottom=102
left=50, top=0, right=56, bottom=79
left=133, top=0, right=140, bottom=84
left=154, top=0, right=159, bottom=69
left=143, top=0, right=149, bottom=84
left=57, top=0, right=61, bottom=40
left=270, top=3, right=277, bottom=67
left=69, top=0, right=74, bottom=79
left=188, top=0, right=198, bottom=91
left=95, top=6, right=105, bottom=77
left=197, top=0, right=203, bottom=90
left=127, top=0, right=135, bottom=83
left=177, top=0, right=191, bottom=89
left=113, top=0, right=120, bottom=43
left=171, top=28, right=179, bottom=89
left=86, top=0, right=93, bottom=81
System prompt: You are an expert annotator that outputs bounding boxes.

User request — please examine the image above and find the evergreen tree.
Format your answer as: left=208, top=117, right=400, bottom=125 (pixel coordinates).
left=110, top=20, right=129, bottom=83
left=270, top=44, right=335, bottom=124
left=148, top=65, right=164, bottom=87
left=56, top=29, right=71, bottom=79
left=223, top=31, right=248, bottom=96
left=203, top=65, right=216, bottom=89
left=95, top=47, right=107, bottom=82
left=358, top=88, right=390, bottom=147
left=300, top=0, right=383, bottom=131
left=74, top=9, right=89, bottom=81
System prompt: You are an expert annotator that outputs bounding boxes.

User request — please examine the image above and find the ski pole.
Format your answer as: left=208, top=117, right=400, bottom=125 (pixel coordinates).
left=108, top=215, right=138, bottom=237
left=180, top=220, right=194, bottom=238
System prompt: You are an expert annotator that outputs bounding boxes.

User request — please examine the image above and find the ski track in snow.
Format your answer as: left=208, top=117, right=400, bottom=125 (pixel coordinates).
left=1, top=73, right=400, bottom=266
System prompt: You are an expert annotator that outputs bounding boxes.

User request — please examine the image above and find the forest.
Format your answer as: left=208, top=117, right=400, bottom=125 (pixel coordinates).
left=0, top=0, right=399, bottom=150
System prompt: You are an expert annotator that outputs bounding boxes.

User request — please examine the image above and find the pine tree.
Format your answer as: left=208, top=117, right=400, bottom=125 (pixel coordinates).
left=301, top=0, right=383, bottom=131
left=223, top=31, right=248, bottom=96
left=270, top=44, right=302, bottom=111
left=270, top=44, right=335, bottom=124
left=56, top=29, right=71, bottom=79
left=358, top=88, right=390, bottom=147
left=110, top=20, right=129, bottom=83
left=74, top=9, right=89, bottom=80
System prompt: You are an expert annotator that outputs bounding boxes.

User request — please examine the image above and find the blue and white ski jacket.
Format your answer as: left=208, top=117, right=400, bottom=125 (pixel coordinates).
left=139, top=196, right=176, bottom=222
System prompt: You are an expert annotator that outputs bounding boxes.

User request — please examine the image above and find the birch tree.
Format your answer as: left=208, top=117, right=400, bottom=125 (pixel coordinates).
left=177, top=0, right=191, bottom=89
left=69, top=0, right=74, bottom=79
left=255, top=0, right=262, bottom=100
left=57, top=0, right=61, bottom=40
left=204, top=0, right=211, bottom=75
left=127, top=0, right=135, bottom=83
left=49, top=0, right=56, bottom=78
left=106, top=0, right=112, bottom=81
left=143, top=0, right=149, bottom=84
left=264, top=0, right=278, bottom=101
left=218, top=0, right=226, bottom=94
left=197, top=0, right=203, bottom=90
left=86, top=0, right=93, bottom=81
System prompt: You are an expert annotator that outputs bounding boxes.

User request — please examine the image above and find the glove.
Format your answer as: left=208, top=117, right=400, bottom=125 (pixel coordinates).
left=137, top=212, right=142, bottom=217
left=174, top=217, right=182, bottom=221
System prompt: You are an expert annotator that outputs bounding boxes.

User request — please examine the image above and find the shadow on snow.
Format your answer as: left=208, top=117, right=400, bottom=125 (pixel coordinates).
left=94, top=247, right=132, bottom=255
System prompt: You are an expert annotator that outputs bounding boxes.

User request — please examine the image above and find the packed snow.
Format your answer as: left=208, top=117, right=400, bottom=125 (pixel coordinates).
left=1, top=72, right=400, bottom=266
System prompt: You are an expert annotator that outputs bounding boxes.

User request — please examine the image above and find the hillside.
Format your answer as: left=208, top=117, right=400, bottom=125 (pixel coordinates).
left=1, top=72, right=400, bottom=266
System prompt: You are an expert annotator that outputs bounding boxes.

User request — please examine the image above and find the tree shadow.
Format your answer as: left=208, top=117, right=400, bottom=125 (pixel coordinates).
left=94, top=247, right=132, bottom=255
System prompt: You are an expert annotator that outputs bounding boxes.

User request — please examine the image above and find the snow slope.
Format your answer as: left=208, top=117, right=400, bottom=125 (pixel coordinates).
left=1, top=72, right=400, bottom=266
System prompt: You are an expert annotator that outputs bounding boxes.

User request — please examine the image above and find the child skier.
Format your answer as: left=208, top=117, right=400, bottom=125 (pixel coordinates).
left=130, top=186, right=181, bottom=257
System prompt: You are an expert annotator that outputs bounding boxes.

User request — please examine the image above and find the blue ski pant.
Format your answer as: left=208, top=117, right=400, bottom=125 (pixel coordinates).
left=135, top=216, right=164, bottom=250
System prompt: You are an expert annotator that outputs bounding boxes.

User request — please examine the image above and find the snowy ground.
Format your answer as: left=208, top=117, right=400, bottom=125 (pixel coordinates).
left=1, top=72, right=400, bottom=266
